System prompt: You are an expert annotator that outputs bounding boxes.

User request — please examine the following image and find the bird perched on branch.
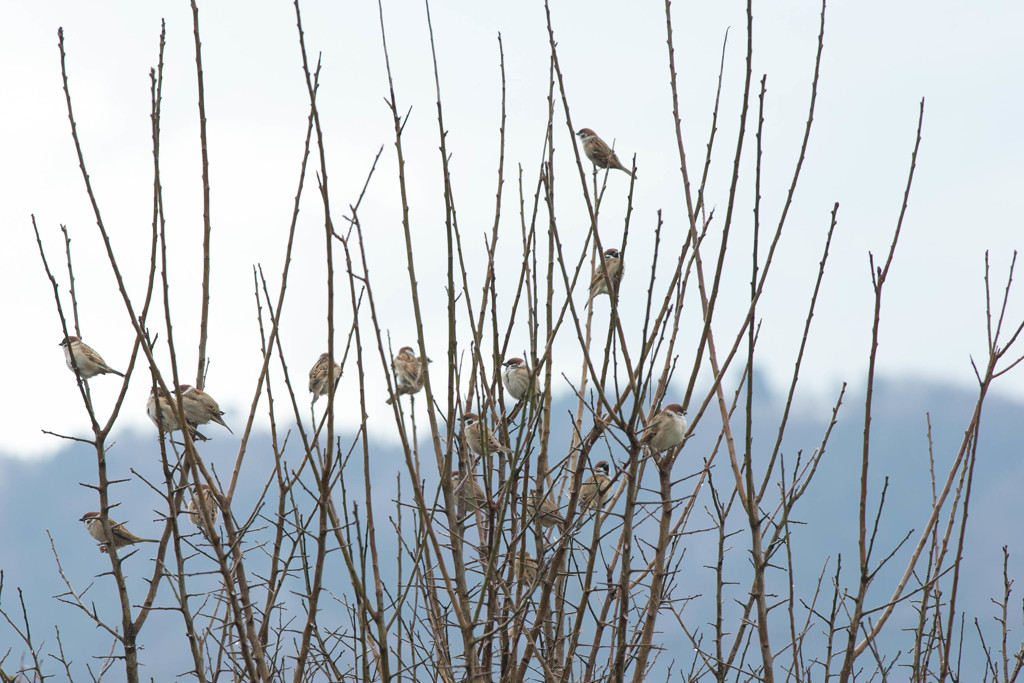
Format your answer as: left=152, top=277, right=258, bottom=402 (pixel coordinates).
left=308, top=353, right=341, bottom=405
left=513, top=551, right=540, bottom=586
left=578, top=460, right=612, bottom=511
left=187, top=484, right=222, bottom=541
left=576, top=128, right=634, bottom=177
left=450, top=459, right=489, bottom=520
left=502, top=358, right=542, bottom=402
left=147, top=386, right=208, bottom=441
left=80, top=512, right=156, bottom=553
left=178, top=384, right=232, bottom=433
left=639, top=403, right=688, bottom=453
left=462, top=413, right=513, bottom=456
left=529, top=490, right=565, bottom=530
left=587, top=249, right=623, bottom=302
left=59, top=336, right=124, bottom=379
left=387, top=346, right=429, bottom=405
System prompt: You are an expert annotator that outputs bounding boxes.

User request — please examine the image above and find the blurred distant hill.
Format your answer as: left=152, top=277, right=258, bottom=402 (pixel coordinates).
left=1, top=376, right=1022, bottom=678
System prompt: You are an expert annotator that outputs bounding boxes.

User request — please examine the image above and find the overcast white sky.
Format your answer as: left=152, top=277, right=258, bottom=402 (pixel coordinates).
left=2, top=1, right=1022, bottom=459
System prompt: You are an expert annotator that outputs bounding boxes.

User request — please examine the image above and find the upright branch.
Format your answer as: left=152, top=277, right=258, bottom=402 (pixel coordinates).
left=839, top=98, right=925, bottom=683
left=190, top=0, right=214, bottom=390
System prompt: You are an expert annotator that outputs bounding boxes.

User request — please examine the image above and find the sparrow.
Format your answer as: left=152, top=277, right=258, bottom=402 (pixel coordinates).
left=177, top=385, right=232, bottom=433
left=309, top=353, right=342, bottom=404
left=462, top=413, right=513, bottom=456
left=513, top=551, right=539, bottom=586
left=576, top=128, right=634, bottom=177
left=80, top=511, right=156, bottom=553
left=59, top=336, right=124, bottom=379
left=501, top=358, right=541, bottom=402
left=587, top=249, right=623, bottom=302
left=528, top=490, right=565, bottom=530
left=187, top=484, right=222, bottom=541
left=147, top=386, right=208, bottom=441
left=577, top=460, right=612, bottom=511
left=450, top=461, right=489, bottom=519
left=386, top=346, right=429, bottom=405
left=639, top=403, right=688, bottom=453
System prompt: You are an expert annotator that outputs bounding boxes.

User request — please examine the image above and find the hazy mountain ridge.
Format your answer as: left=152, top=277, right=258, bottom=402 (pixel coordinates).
left=0, top=376, right=1021, bottom=677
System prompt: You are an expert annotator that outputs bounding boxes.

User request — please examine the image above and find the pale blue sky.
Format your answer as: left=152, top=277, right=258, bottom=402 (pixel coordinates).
left=2, top=1, right=1022, bottom=457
